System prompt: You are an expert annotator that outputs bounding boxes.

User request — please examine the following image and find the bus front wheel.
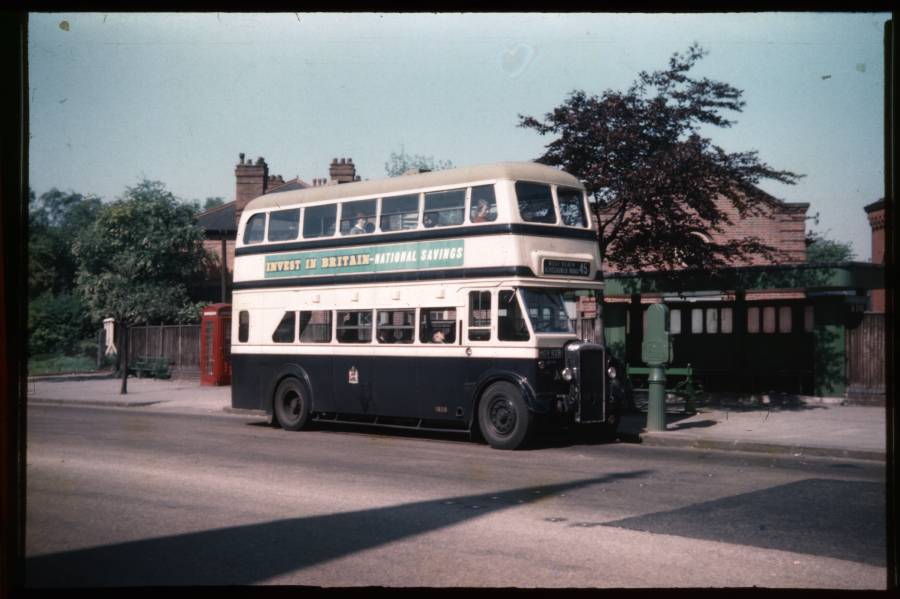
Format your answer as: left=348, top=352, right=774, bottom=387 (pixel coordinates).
left=478, top=382, right=533, bottom=450
left=274, top=378, right=310, bottom=431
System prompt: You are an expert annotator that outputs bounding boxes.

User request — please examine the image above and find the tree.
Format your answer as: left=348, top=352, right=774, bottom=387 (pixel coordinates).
left=203, top=196, right=225, bottom=211
left=805, top=231, right=856, bottom=264
left=385, top=146, right=454, bottom=177
left=28, top=188, right=102, bottom=298
left=73, top=180, right=209, bottom=393
left=519, top=44, right=802, bottom=273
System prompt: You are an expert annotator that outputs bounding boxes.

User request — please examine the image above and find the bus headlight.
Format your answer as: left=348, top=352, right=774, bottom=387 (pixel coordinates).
left=606, top=365, right=617, bottom=379
left=561, top=367, right=574, bottom=382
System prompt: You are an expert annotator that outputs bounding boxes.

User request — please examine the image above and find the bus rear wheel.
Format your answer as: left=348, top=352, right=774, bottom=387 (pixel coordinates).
left=478, top=382, right=533, bottom=450
left=274, top=378, right=310, bottom=431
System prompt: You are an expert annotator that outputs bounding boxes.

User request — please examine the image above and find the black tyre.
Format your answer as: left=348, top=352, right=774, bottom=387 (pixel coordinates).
left=477, top=381, right=533, bottom=450
left=273, top=378, right=310, bottom=431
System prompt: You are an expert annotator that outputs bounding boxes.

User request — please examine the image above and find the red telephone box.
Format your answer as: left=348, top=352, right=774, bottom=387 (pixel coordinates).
left=200, top=303, right=232, bottom=386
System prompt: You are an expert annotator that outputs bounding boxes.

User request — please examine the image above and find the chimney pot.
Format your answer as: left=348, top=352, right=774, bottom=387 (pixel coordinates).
left=239, top=152, right=245, bottom=164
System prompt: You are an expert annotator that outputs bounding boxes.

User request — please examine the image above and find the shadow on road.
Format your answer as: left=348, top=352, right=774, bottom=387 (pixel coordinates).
left=26, top=471, right=651, bottom=587
left=603, top=478, right=886, bottom=567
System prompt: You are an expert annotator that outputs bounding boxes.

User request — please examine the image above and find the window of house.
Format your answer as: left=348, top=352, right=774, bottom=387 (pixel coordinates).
left=272, top=311, right=296, bottom=343
left=420, top=308, right=457, bottom=343
left=469, top=185, right=498, bottom=223
left=720, top=307, right=733, bottom=333
left=778, top=306, right=793, bottom=333
left=380, top=194, right=420, bottom=232
left=498, top=290, right=529, bottom=341
left=238, top=310, right=249, bottom=342
left=423, top=189, right=466, bottom=228
left=299, top=310, right=332, bottom=343
left=243, top=213, right=266, bottom=244
left=747, top=307, right=760, bottom=333
left=705, top=308, right=719, bottom=334
left=515, top=182, right=556, bottom=224
left=691, top=308, right=704, bottom=334
left=804, top=305, right=814, bottom=332
left=303, top=204, right=337, bottom=238
left=762, top=306, right=777, bottom=333
left=557, top=187, right=588, bottom=227
left=376, top=309, right=415, bottom=344
left=336, top=310, right=372, bottom=343
left=669, top=308, right=682, bottom=335
left=340, top=199, right=377, bottom=236
left=468, top=291, right=491, bottom=341
left=267, top=208, right=301, bottom=242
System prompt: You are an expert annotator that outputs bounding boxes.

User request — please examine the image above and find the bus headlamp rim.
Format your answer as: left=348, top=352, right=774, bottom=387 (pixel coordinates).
left=561, top=367, right=574, bottom=382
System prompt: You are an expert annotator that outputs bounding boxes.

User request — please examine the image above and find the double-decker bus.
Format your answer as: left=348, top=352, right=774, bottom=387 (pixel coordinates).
left=230, top=162, right=629, bottom=449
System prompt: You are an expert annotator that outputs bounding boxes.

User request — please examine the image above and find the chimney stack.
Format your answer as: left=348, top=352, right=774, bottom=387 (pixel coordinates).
left=329, top=157, right=358, bottom=184
left=235, top=153, right=268, bottom=228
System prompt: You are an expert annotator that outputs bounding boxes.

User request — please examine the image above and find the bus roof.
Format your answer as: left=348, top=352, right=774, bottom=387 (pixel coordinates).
left=243, top=161, right=584, bottom=212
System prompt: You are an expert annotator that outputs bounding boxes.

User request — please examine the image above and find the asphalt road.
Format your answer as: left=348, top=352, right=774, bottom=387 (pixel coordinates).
left=24, top=403, right=887, bottom=588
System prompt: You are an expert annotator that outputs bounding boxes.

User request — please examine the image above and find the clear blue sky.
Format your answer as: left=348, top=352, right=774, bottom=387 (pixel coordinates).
left=29, top=12, right=888, bottom=260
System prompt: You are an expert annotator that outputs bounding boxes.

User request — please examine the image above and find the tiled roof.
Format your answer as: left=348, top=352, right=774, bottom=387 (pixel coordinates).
left=197, top=201, right=236, bottom=235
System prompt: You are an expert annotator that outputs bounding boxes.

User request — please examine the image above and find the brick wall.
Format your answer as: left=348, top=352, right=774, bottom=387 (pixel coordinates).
left=865, top=199, right=885, bottom=312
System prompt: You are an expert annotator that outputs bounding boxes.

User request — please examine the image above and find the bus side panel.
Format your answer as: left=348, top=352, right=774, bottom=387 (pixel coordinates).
left=414, top=355, right=468, bottom=421
left=375, top=355, right=427, bottom=419
left=231, top=353, right=270, bottom=412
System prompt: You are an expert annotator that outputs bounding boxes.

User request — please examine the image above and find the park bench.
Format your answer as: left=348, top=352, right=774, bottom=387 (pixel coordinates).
left=130, top=356, right=171, bottom=379
left=626, top=364, right=701, bottom=413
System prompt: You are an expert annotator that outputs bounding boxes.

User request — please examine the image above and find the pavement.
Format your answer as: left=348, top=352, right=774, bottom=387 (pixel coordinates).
left=25, top=371, right=888, bottom=462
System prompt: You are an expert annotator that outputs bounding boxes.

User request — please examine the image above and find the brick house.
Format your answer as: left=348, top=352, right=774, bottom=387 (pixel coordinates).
left=196, top=154, right=360, bottom=302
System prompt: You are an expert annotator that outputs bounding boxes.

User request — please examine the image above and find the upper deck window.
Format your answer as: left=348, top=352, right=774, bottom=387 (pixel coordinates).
left=303, top=204, right=337, bottom=239
left=243, top=213, right=267, bottom=244
left=557, top=188, right=588, bottom=227
left=380, top=194, right=420, bottom=232
left=340, top=199, right=377, bottom=236
left=423, top=189, right=465, bottom=228
left=515, top=182, right=556, bottom=224
left=268, top=208, right=301, bottom=242
left=469, top=185, right=498, bottom=223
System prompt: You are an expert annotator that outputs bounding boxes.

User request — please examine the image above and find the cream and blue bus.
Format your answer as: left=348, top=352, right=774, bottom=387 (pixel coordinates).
left=230, top=162, right=629, bottom=449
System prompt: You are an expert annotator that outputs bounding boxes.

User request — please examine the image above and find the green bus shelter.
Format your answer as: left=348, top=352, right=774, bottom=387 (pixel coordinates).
left=602, top=262, right=884, bottom=398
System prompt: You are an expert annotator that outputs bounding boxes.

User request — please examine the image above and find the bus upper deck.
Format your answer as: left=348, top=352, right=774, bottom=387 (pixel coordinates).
left=232, top=162, right=602, bottom=290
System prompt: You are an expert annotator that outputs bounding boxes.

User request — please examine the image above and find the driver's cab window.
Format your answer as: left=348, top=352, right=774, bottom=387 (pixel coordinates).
left=468, top=291, right=491, bottom=341
left=498, top=290, right=530, bottom=341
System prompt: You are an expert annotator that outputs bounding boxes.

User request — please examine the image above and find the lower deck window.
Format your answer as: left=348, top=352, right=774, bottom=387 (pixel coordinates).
left=299, top=310, right=332, bottom=343
left=272, top=311, right=296, bottom=343
left=421, top=308, right=457, bottom=343
left=337, top=310, right=372, bottom=343
left=238, top=310, right=249, bottom=342
left=377, top=309, right=415, bottom=344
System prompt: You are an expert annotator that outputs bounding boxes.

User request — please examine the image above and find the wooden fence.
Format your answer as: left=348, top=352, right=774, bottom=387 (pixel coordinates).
left=126, top=324, right=201, bottom=375
left=846, top=312, right=885, bottom=402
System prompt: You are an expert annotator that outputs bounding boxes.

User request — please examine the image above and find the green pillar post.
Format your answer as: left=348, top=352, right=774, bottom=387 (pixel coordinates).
left=642, top=304, right=671, bottom=432
left=812, top=297, right=848, bottom=397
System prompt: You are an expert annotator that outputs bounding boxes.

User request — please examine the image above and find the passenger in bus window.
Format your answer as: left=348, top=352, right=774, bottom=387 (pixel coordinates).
left=350, top=213, right=367, bottom=235
left=472, top=198, right=491, bottom=223
left=431, top=329, right=446, bottom=343
left=423, top=213, right=437, bottom=228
